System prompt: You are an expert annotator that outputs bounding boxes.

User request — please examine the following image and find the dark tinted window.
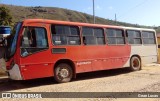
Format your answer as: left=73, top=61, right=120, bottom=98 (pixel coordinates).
left=68, top=36, right=80, bottom=45
left=126, top=30, right=141, bottom=44
left=106, top=29, right=125, bottom=45
left=70, top=26, right=79, bottom=35
left=21, top=27, right=48, bottom=48
left=94, top=28, right=104, bottom=37
left=84, top=36, right=97, bottom=45
left=142, top=31, right=155, bottom=44
left=51, top=25, right=80, bottom=45
left=82, top=27, right=105, bottom=45
left=55, top=25, right=70, bottom=35
left=82, top=27, right=93, bottom=36
left=127, top=30, right=141, bottom=38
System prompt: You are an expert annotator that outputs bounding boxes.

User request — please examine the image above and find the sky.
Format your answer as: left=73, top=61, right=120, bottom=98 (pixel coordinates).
left=0, top=0, right=160, bottom=26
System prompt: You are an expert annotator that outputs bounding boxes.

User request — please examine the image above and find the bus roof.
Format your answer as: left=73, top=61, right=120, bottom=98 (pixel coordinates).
left=22, top=19, right=155, bottom=32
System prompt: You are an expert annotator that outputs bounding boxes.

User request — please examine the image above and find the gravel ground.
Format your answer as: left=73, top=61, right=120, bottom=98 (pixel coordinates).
left=0, top=64, right=160, bottom=101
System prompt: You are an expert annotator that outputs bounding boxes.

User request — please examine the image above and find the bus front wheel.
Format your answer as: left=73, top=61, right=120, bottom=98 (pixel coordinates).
left=130, top=56, right=141, bottom=71
left=54, top=63, right=73, bottom=83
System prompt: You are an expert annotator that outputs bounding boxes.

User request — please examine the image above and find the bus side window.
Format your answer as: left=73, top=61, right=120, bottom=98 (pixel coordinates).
left=28, top=28, right=37, bottom=47
left=21, top=27, right=48, bottom=57
left=106, top=29, right=125, bottom=45
left=82, top=27, right=105, bottom=45
left=51, top=25, right=80, bottom=45
left=126, top=30, right=142, bottom=45
left=142, top=31, right=156, bottom=44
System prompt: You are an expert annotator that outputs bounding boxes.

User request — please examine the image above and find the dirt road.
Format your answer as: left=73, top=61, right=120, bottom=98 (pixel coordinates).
left=0, top=65, right=160, bottom=101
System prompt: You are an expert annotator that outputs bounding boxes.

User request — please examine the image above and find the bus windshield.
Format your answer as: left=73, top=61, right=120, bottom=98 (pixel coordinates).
left=7, top=22, right=22, bottom=59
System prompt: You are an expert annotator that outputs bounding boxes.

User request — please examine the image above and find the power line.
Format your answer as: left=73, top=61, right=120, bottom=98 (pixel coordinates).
left=118, top=0, right=149, bottom=20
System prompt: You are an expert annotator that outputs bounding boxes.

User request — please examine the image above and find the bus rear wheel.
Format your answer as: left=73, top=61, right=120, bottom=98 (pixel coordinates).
left=130, top=56, right=141, bottom=71
left=54, top=63, right=73, bottom=83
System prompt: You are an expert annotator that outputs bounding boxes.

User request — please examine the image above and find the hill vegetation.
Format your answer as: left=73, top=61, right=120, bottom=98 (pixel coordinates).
left=0, top=6, right=13, bottom=26
left=0, top=4, right=159, bottom=33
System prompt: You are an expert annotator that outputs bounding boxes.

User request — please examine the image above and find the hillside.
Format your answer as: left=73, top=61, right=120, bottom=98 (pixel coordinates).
left=0, top=4, right=159, bottom=32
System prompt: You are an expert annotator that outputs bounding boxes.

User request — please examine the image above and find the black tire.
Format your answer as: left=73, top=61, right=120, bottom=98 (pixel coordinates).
left=130, top=56, right=141, bottom=71
left=54, top=63, right=73, bottom=83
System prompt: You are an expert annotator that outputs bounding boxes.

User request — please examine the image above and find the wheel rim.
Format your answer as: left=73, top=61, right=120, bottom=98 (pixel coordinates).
left=132, top=58, right=140, bottom=68
left=57, top=67, right=70, bottom=79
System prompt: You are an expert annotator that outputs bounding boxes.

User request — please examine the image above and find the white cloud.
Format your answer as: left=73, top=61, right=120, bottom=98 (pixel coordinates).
left=86, top=5, right=102, bottom=11
left=87, top=7, right=92, bottom=10
left=108, top=6, right=113, bottom=10
left=96, top=5, right=102, bottom=10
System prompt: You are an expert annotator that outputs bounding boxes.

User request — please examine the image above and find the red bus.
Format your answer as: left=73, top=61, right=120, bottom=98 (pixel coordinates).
left=4, top=19, right=158, bottom=83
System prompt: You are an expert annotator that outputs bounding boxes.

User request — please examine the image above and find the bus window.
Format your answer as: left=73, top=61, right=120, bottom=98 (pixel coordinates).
left=106, top=29, right=125, bottom=45
left=51, top=25, right=80, bottom=45
left=94, top=28, right=105, bottom=45
left=82, top=27, right=105, bottom=45
left=142, top=31, right=155, bottom=44
left=21, top=27, right=48, bottom=57
left=126, top=30, right=142, bottom=45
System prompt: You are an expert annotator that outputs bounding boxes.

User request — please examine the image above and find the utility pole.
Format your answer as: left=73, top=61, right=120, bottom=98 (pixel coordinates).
left=115, top=13, right=117, bottom=25
left=93, top=0, right=95, bottom=24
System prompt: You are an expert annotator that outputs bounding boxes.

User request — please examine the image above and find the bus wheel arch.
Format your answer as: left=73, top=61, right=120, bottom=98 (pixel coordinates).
left=130, top=55, right=142, bottom=71
left=53, top=59, right=76, bottom=83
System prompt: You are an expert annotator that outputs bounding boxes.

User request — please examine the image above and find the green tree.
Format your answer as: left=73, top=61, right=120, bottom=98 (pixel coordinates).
left=0, top=6, right=13, bottom=26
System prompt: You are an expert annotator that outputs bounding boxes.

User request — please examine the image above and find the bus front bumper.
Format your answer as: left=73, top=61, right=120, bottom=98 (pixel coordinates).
left=8, top=64, right=23, bottom=80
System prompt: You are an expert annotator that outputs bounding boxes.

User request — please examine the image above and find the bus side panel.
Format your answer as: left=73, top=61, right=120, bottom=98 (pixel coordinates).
left=130, top=45, right=157, bottom=65
left=101, top=45, right=131, bottom=70
left=19, top=44, right=131, bottom=80
left=89, top=45, right=131, bottom=71
left=54, top=45, right=131, bottom=74
left=20, top=49, right=54, bottom=80
left=123, top=45, right=158, bottom=67
left=52, top=46, right=93, bottom=73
